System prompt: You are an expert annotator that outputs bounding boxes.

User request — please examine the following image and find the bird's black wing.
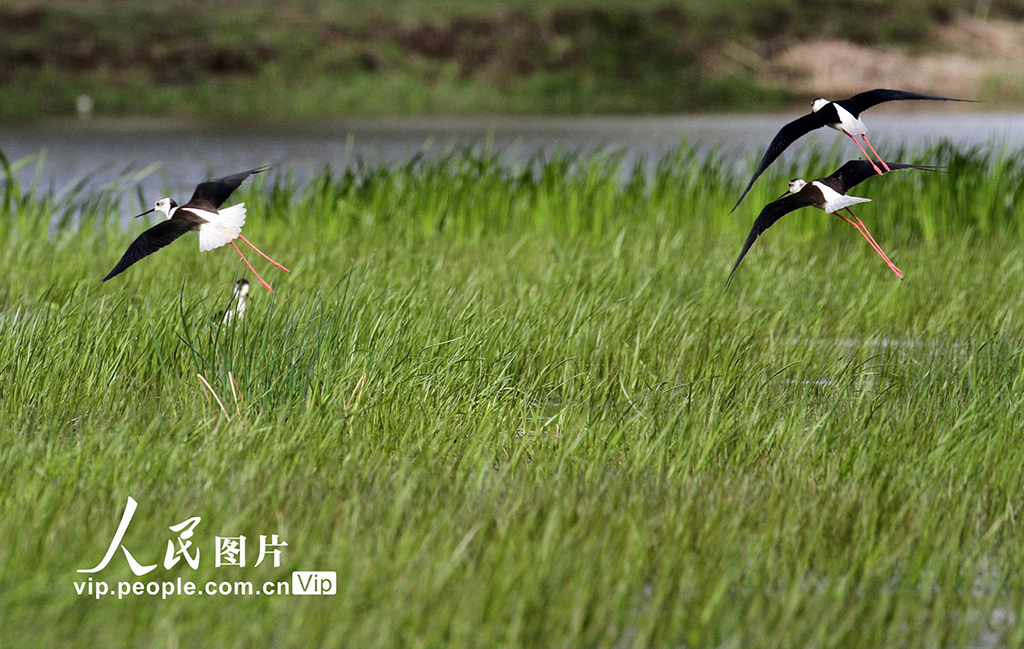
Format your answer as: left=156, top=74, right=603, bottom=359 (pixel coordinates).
left=828, top=160, right=943, bottom=192
left=731, top=112, right=830, bottom=212
left=185, top=166, right=267, bottom=211
left=102, top=218, right=197, bottom=282
left=839, top=89, right=975, bottom=117
left=729, top=193, right=814, bottom=280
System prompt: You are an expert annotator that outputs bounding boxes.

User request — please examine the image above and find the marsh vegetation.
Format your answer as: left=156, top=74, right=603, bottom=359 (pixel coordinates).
left=3, top=142, right=1024, bottom=646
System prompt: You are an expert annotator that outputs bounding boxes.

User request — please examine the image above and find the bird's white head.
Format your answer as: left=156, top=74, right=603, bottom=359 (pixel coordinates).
left=810, top=98, right=830, bottom=113
left=154, top=197, right=176, bottom=218
left=788, top=179, right=808, bottom=193
left=234, top=279, right=250, bottom=299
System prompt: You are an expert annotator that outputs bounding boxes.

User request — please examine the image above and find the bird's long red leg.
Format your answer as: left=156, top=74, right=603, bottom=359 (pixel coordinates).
left=843, top=209, right=890, bottom=263
left=847, top=214, right=903, bottom=279
left=838, top=214, right=902, bottom=279
left=861, top=135, right=892, bottom=172
left=834, top=210, right=882, bottom=254
left=230, top=241, right=274, bottom=292
left=838, top=208, right=903, bottom=279
left=846, top=134, right=883, bottom=175
left=837, top=213, right=890, bottom=266
left=238, top=234, right=291, bottom=273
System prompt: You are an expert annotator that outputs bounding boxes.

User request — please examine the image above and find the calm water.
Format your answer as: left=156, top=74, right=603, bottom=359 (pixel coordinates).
left=1, top=112, right=1021, bottom=199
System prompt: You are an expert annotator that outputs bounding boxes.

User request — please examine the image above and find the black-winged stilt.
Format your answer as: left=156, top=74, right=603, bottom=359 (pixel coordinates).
left=732, top=89, right=973, bottom=211
left=223, top=279, right=250, bottom=324
left=729, top=160, right=940, bottom=281
left=102, top=167, right=289, bottom=291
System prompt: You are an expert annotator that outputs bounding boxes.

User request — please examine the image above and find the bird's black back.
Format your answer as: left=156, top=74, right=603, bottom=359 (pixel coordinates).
left=825, top=160, right=942, bottom=193
left=837, top=89, right=975, bottom=117
left=185, top=166, right=267, bottom=212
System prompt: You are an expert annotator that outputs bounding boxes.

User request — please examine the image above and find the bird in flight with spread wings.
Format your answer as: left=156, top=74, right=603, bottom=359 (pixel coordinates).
left=730, top=160, right=941, bottom=282
left=103, top=167, right=289, bottom=291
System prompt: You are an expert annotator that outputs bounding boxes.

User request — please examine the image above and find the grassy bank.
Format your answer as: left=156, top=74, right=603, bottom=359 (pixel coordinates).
left=3, top=144, right=1024, bottom=646
left=1, top=0, right=1018, bottom=120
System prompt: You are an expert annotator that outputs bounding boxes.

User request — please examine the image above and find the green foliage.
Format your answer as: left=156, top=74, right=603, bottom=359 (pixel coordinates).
left=3, top=143, right=1024, bottom=646
left=0, top=0, right=1008, bottom=119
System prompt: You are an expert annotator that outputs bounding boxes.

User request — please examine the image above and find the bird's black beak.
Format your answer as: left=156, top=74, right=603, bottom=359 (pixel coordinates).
left=776, top=189, right=791, bottom=201
left=133, top=207, right=156, bottom=219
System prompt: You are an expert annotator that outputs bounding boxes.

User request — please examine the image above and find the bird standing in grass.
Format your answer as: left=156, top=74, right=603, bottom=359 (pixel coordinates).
left=222, top=279, right=250, bottom=324
left=102, top=167, right=289, bottom=291
left=730, top=160, right=940, bottom=282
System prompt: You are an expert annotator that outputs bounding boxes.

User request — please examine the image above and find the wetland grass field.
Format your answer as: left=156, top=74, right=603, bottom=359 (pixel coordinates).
left=3, top=143, right=1024, bottom=647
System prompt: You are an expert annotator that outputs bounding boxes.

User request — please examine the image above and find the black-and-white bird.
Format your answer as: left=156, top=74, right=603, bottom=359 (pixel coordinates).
left=730, top=160, right=940, bottom=281
left=222, top=279, right=250, bottom=324
left=732, top=89, right=972, bottom=211
left=102, top=167, right=289, bottom=291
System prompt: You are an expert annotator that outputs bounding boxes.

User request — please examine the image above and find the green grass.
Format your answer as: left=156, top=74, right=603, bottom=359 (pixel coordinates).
left=3, top=143, right=1024, bottom=647
left=1, top=0, right=1015, bottom=120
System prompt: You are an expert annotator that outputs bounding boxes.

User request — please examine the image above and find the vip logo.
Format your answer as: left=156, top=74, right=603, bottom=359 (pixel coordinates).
left=292, top=571, right=337, bottom=595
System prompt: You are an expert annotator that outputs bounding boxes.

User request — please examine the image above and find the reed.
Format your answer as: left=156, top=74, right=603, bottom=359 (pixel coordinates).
left=2, top=143, right=1023, bottom=647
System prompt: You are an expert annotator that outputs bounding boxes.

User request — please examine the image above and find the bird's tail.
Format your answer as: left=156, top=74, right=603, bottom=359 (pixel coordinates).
left=199, top=203, right=247, bottom=251
left=823, top=195, right=870, bottom=214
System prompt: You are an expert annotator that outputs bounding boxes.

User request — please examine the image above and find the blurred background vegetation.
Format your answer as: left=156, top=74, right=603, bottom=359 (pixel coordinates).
left=0, top=0, right=1020, bottom=119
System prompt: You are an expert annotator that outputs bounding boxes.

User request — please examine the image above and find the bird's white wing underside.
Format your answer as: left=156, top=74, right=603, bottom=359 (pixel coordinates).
left=813, top=182, right=871, bottom=214
left=190, top=203, right=247, bottom=252
left=823, top=194, right=871, bottom=214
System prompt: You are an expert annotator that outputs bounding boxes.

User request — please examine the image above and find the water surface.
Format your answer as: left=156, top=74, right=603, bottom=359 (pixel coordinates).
left=1, top=112, right=1020, bottom=199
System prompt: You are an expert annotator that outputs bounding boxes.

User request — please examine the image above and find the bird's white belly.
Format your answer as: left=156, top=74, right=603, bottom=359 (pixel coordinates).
left=811, top=181, right=871, bottom=213
left=179, top=206, right=218, bottom=222
left=827, top=104, right=867, bottom=136
left=190, top=203, right=248, bottom=252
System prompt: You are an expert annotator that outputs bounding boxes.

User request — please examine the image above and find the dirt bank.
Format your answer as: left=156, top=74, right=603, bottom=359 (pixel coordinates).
left=754, top=17, right=1024, bottom=101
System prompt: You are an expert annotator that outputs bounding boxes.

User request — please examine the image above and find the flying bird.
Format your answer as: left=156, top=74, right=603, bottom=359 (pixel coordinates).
left=102, top=167, right=289, bottom=291
left=732, top=89, right=972, bottom=211
left=729, top=160, right=940, bottom=282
